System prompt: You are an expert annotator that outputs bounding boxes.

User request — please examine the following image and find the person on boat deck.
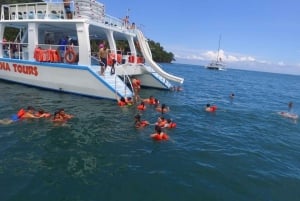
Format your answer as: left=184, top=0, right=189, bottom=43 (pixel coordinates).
left=99, top=44, right=109, bottom=75
left=123, top=15, right=130, bottom=28
left=63, top=0, right=73, bottom=19
left=134, top=114, right=149, bottom=128
left=205, top=104, right=217, bottom=112
left=130, top=22, right=136, bottom=29
left=156, top=103, right=170, bottom=114
left=58, top=36, right=68, bottom=62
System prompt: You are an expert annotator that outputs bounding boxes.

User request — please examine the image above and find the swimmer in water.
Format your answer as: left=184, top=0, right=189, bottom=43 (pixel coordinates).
left=22, top=106, right=40, bottom=119
left=134, top=114, right=149, bottom=128
left=205, top=104, right=217, bottom=112
left=288, top=101, right=293, bottom=112
left=58, top=108, right=74, bottom=120
left=156, top=103, right=170, bottom=114
left=150, top=125, right=169, bottom=140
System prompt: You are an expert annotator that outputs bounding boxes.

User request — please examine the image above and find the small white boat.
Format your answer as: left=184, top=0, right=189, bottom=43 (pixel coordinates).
left=206, top=35, right=226, bottom=71
left=206, top=61, right=226, bottom=71
left=0, top=0, right=183, bottom=100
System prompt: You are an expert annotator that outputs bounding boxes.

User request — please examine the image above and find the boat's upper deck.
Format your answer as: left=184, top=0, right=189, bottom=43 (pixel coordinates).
left=0, top=0, right=132, bottom=32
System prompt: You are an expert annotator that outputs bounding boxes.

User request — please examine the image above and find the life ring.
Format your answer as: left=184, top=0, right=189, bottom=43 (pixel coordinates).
left=64, top=49, right=77, bottom=63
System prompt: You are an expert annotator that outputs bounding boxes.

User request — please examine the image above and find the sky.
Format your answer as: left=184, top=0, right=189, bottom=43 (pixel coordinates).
left=99, top=0, right=300, bottom=75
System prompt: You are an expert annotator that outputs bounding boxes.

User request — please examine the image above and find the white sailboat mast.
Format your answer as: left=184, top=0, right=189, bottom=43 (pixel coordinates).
left=216, top=34, right=221, bottom=62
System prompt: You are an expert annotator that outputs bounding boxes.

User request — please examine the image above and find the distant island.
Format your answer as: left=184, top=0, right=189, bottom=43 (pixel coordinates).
left=147, top=39, right=175, bottom=63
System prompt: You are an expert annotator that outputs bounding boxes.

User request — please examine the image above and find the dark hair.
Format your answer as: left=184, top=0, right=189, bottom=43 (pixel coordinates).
left=134, top=114, right=141, bottom=120
left=38, top=109, right=45, bottom=114
left=27, top=106, right=35, bottom=110
left=120, top=97, right=126, bottom=102
left=155, top=125, right=162, bottom=133
left=206, top=104, right=210, bottom=107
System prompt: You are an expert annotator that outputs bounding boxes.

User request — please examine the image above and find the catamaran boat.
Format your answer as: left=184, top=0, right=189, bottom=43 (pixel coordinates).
left=0, top=0, right=184, bottom=100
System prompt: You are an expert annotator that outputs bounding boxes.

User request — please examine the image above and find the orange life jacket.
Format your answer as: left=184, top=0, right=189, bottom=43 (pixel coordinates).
left=151, top=133, right=169, bottom=140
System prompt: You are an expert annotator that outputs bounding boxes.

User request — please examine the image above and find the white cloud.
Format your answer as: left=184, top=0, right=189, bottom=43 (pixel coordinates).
left=167, top=45, right=300, bottom=75
left=173, top=47, right=257, bottom=63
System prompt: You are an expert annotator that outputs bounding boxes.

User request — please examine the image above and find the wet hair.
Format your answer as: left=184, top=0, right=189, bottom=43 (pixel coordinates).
left=134, top=114, right=141, bottom=120
left=38, top=109, right=45, bottom=114
left=27, top=106, right=35, bottom=110
left=120, top=97, right=126, bottom=102
left=53, top=111, right=60, bottom=119
left=155, top=125, right=162, bottom=133
left=167, top=119, right=172, bottom=123
left=58, top=108, right=66, bottom=114
left=206, top=104, right=210, bottom=107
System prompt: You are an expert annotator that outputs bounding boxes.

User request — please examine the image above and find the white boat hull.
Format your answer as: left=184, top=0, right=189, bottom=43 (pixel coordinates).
left=0, top=59, right=125, bottom=100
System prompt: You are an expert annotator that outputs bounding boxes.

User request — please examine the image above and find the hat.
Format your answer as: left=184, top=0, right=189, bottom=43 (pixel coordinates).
left=99, top=44, right=104, bottom=48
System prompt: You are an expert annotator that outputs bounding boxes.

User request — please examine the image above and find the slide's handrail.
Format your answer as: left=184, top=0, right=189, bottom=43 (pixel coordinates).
left=135, top=29, right=184, bottom=84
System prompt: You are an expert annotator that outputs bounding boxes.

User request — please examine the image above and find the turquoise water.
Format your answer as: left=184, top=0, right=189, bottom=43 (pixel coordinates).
left=1, top=64, right=300, bottom=201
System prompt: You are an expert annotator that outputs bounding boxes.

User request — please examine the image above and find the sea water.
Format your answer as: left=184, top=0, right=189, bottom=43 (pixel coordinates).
left=0, top=64, right=300, bottom=201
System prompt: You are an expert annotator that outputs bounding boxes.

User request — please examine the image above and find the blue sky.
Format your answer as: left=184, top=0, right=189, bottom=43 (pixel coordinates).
left=99, top=0, right=300, bottom=75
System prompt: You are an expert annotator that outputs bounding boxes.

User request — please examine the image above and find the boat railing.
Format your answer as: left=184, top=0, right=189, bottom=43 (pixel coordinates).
left=34, top=44, right=79, bottom=63
left=0, top=1, right=70, bottom=21
left=0, top=1, right=135, bottom=32
left=0, top=41, right=29, bottom=60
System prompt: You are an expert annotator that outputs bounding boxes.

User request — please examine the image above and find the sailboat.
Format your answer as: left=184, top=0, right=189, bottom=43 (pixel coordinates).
left=206, top=35, right=226, bottom=70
